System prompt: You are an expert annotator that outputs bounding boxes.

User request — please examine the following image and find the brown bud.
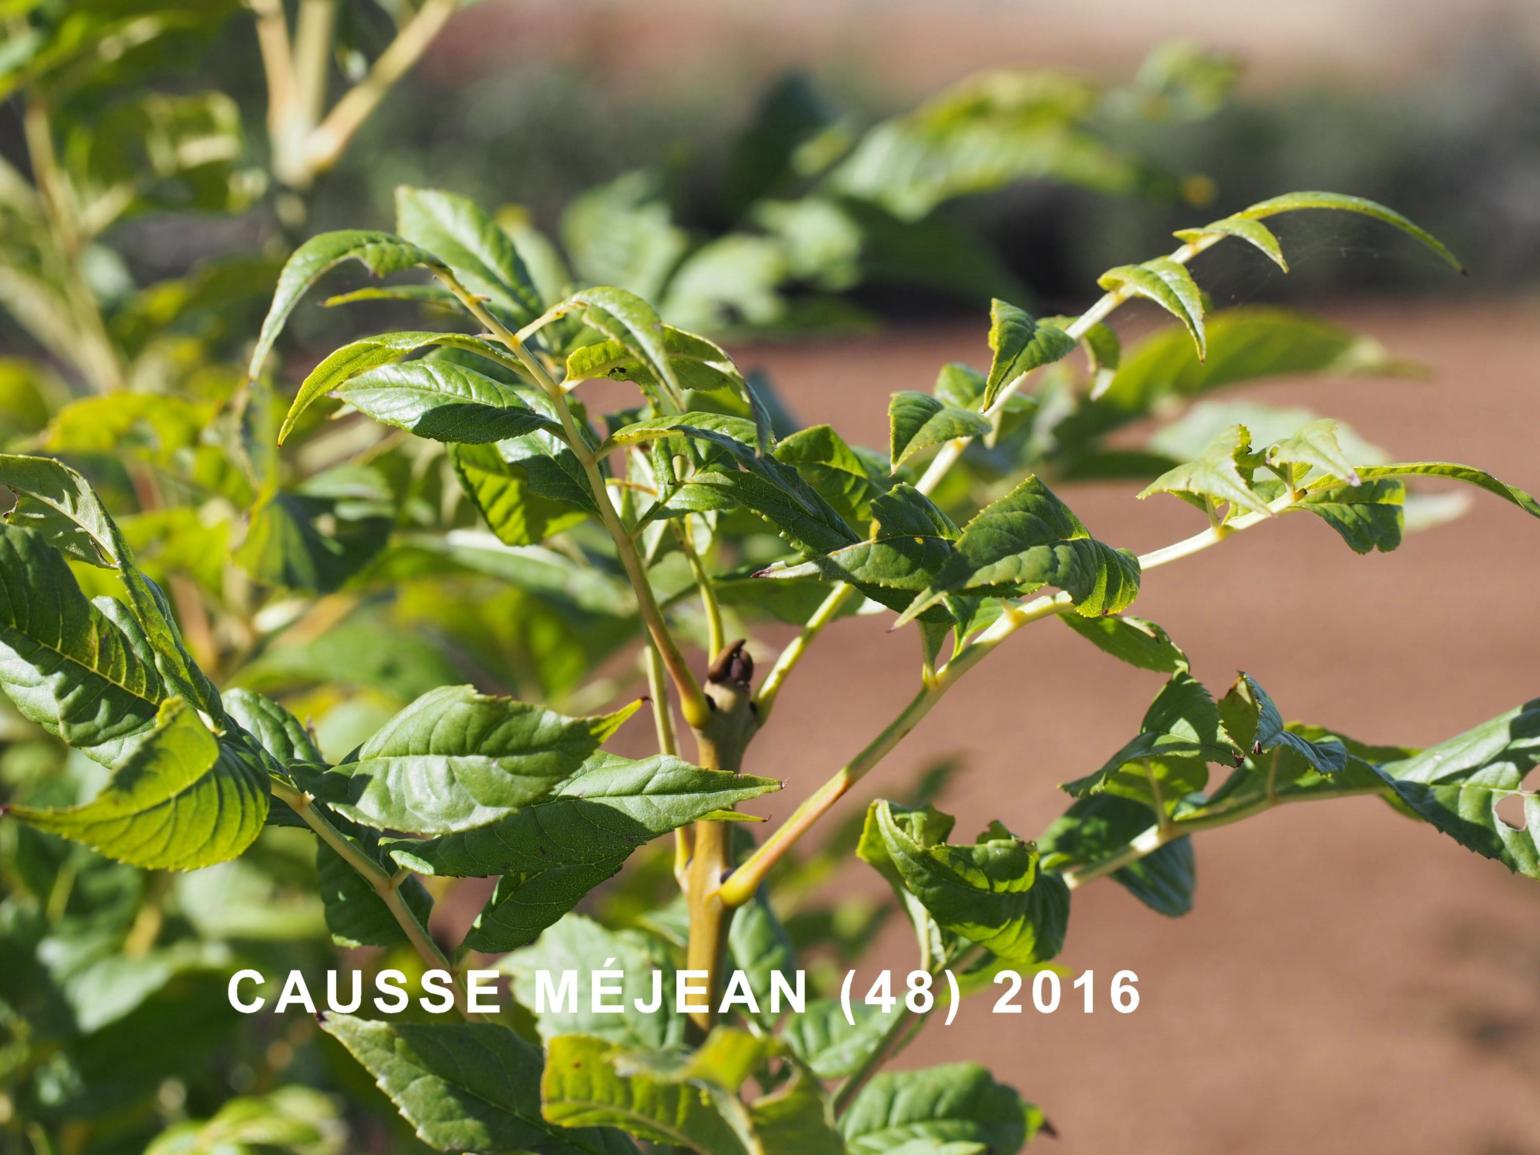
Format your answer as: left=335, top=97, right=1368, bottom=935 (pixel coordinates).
left=707, top=639, right=753, bottom=688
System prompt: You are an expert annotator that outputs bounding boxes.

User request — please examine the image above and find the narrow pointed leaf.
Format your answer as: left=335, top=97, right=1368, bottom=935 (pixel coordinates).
left=1174, top=215, right=1288, bottom=271
left=1098, top=257, right=1207, bottom=358
left=277, top=330, right=530, bottom=444
left=395, top=186, right=542, bottom=325
left=1235, top=191, right=1463, bottom=272
left=566, top=287, right=684, bottom=409
left=1059, top=612, right=1189, bottom=674
left=327, top=359, right=558, bottom=444
left=249, top=231, right=445, bottom=377
left=1355, top=462, right=1540, bottom=520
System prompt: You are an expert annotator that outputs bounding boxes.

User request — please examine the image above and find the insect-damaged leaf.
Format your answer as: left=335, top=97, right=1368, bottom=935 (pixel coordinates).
left=859, top=801, right=1067, bottom=964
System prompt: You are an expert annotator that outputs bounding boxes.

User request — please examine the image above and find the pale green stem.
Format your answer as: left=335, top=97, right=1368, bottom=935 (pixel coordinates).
left=675, top=520, right=725, bottom=662
left=1061, top=784, right=1387, bottom=889
left=721, top=592, right=1075, bottom=907
left=305, top=0, right=457, bottom=177
left=435, top=271, right=711, bottom=727
left=753, top=582, right=854, bottom=720
left=21, top=98, right=123, bottom=392
left=270, top=779, right=468, bottom=1016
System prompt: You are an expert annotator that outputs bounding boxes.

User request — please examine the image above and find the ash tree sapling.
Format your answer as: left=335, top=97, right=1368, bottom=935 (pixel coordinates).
left=3, top=176, right=1539, bottom=1153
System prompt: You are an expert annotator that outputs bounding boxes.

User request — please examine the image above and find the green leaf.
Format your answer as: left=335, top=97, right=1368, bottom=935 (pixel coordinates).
left=898, top=474, right=1139, bottom=625
left=758, top=484, right=958, bottom=616
left=8, top=697, right=268, bottom=870
left=1373, top=701, right=1540, bottom=877
left=563, top=286, right=684, bottom=410
left=780, top=999, right=904, bottom=1080
left=1173, top=214, right=1288, bottom=271
left=249, top=231, right=445, bottom=377
left=540, top=1034, right=750, bottom=1155
left=315, top=817, right=435, bottom=949
left=1233, top=190, right=1463, bottom=273
left=503, top=915, right=685, bottom=1049
left=1059, top=612, right=1189, bottom=674
left=983, top=300, right=1075, bottom=409
left=462, top=860, right=624, bottom=953
left=566, top=324, right=746, bottom=397
left=840, top=1062, right=1046, bottom=1155
left=322, top=1016, right=622, bottom=1155
left=325, top=359, right=557, bottom=444
left=726, top=886, right=798, bottom=1027
left=1264, top=418, right=1360, bottom=486
left=774, top=423, right=887, bottom=526
left=390, top=753, right=779, bottom=877
left=860, top=801, right=1068, bottom=964
left=747, top=1076, right=845, bottom=1155
left=0, top=453, right=210, bottom=703
left=276, top=330, right=531, bottom=444
left=222, top=688, right=319, bottom=767
left=1218, top=673, right=1347, bottom=775
left=1040, top=795, right=1195, bottom=916
left=452, top=436, right=596, bottom=546
left=145, top=1086, right=343, bottom=1155
left=0, top=525, right=165, bottom=762
left=889, top=391, right=992, bottom=470
left=1098, top=256, right=1206, bottom=358
left=395, top=186, right=543, bottom=326
left=1138, top=423, right=1269, bottom=517
left=1355, top=462, right=1540, bottom=520
left=323, top=685, right=640, bottom=835
left=236, top=478, right=392, bottom=595
left=1298, top=478, right=1405, bottom=554
left=613, top=415, right=858, bottom=554
left=1065, top=673, right=1234, bottom=808
left=828, top=69, right=1151, bottom=219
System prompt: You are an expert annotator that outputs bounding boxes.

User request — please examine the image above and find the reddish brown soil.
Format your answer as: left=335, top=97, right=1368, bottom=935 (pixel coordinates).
left=729, top=298, right=1540, bottom=1154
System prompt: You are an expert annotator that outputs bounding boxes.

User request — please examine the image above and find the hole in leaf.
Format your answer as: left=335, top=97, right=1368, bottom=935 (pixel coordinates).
left=1495, top=792, right=1526, bottom=830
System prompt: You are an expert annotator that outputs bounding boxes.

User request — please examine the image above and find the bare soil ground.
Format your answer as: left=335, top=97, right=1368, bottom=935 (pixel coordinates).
left=730, top=298, right=1540, bottom=1154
